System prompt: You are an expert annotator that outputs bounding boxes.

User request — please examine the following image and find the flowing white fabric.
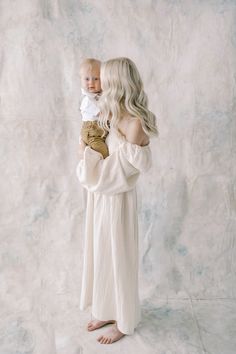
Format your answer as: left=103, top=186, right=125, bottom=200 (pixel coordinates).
left=76, top=128, right=152, bottom=334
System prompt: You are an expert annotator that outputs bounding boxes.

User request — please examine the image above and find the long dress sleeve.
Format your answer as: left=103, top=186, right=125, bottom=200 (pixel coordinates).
left=76, top=141, right=152, bottom=195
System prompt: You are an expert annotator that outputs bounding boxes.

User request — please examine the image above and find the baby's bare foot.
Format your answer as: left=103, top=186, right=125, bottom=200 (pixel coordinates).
left=97, top=324, right=125, bottom=344
left=87, top=318, right=116, bottom=331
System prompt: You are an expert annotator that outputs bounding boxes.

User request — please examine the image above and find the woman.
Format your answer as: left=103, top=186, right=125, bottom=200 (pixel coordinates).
left=76, top=57, right=158, bottom=344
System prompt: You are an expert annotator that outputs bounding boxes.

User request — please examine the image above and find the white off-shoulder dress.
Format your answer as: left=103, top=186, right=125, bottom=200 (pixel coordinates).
left=76, top=127, right=152, bottom=335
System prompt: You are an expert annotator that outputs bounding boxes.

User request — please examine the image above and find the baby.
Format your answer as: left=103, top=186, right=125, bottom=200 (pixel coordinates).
left=79, top=58, right=109, bottom=159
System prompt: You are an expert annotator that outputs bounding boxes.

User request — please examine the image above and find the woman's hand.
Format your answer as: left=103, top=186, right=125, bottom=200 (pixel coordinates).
left=78, top=137, right=87, bottom=160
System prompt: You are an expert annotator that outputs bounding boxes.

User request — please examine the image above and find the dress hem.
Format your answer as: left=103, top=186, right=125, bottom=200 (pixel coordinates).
left=79, top=303, right=139, bottom=335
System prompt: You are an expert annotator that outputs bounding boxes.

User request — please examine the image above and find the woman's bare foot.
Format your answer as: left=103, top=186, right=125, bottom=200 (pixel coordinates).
left=97, top=324, right=125, bottom=344
left=87, top=318, right=116, bottom=331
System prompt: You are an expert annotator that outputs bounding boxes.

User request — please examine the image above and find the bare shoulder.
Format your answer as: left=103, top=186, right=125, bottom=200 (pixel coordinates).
left=125, top=117, right=149, bottom=146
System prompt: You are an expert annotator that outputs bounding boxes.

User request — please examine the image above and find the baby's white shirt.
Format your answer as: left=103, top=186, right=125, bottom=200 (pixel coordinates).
left=80, top=88, right=100, bottom=121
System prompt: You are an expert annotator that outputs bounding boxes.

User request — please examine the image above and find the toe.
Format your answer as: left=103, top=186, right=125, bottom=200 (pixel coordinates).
left=102, top=337, right=107, bottom=344
left=97, top=335, right=103, bottom=342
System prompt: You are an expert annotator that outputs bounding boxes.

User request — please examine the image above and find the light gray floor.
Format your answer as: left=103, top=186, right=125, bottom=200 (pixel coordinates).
left=54, top=299, right=236, bottom=354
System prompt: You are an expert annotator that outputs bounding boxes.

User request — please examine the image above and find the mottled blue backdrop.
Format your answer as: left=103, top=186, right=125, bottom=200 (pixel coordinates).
left=0, top=1, right=235, bottom=353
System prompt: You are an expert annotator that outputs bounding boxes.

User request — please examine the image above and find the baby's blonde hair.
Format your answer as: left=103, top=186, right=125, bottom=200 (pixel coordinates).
left=98, top=57, right=158, bottom=136
left=79, top=58, right=101, bottom=74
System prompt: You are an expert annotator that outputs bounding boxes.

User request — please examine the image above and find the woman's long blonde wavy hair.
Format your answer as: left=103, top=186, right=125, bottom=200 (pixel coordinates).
left=98, top=57, right=158, bottom=136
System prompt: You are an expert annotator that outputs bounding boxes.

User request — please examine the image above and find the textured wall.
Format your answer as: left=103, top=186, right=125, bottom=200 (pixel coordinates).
left=0, top=1, right=235, bottom=353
